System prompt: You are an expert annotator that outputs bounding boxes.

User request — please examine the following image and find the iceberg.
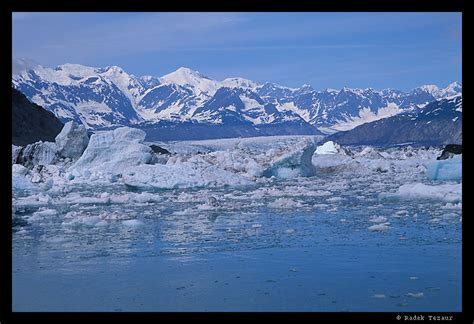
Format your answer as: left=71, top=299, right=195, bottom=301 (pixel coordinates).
left=262, top=139, right=317, bottom=178
left=314, top=141, right=344, bottom=155
left=55, top=121, right=90, bottom=160
left=312, top=142, right=356, bottom=173
left=426, top=155, right=462, bottom=181
left=356, top=146, right=384, bottom=159
left=15, top=141, right=58, bottom=168
left=12, top=145, right=22, bottom=164
left=12, top=164, right=36, bottom=192
left=69, top=127, right=156, bottom=178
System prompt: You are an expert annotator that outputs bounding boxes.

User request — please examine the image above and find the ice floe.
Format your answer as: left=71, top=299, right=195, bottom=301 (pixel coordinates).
left=380, top=183, right=462, bottom=203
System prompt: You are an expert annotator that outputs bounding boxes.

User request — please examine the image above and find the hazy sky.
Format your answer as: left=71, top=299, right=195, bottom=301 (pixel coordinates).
left=12, top=12, right=462, bottom=90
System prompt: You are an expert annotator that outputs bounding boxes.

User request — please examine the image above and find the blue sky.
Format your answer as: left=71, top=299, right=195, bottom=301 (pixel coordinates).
left=12, top=12, right=461, bottom=90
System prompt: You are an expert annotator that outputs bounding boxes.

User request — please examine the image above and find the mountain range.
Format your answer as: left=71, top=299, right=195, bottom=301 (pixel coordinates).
left=12, top=60, right=462, bottom=141
left=327, top=95, right=462, bottom=146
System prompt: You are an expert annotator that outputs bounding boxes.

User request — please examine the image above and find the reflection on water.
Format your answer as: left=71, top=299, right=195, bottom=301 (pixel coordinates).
left=12, top=170, right=461, bottom=311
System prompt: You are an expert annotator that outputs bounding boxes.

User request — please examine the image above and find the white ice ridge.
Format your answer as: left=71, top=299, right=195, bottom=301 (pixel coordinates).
left=122, top=162, right=252, bottom=190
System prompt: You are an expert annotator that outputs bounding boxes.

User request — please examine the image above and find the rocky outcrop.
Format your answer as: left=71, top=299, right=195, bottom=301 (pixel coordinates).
left=328, top=96, right=462, bottom=146
left=12, top=88, right=64, bottom=146
left=437, top=144, right=462, bottom=160
left=150, top=144, right=171, bottom=155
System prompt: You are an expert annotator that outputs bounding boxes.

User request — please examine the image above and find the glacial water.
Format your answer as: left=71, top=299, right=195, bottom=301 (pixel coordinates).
left=12, top=172, right=462, bottom=312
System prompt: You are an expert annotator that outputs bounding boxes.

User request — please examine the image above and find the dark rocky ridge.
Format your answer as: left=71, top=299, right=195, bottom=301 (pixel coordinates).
left=12, top=88, right=64, bottom=146
left=327, top=96, right=462, bottom=146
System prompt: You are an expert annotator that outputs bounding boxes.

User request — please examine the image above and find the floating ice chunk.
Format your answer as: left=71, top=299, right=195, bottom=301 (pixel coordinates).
left=369, top=216, right=388, bottom=223
left=441, top=202, right=462, bottom=210
left=122, top=219, right=144, bottom=226
left=312, top=155, right=357, bottom=173
left=12, top=164, right=37, bottom=192
left=55, top=121, right=89, bottom=160
left=69, top=127, right=155, bottom=178
left=315, top=141, right=345, bottom=155
left=250, top=187, right=285, bottom=199
left=32, top=208, right=57, bottom=217
left=268, top=198, right=304, bottom=209
left=426, top=155, right=462, bottom=181
left=62, top=212, right=102, bottom=227
left=406, top=292, right=424, bottom=298
left=15, top=141, right=58, bottom=168
left=13, top=164, right=29, bottom=176
left=262, top=139, right=317, bottom=178
left=99, top=211, right=135, bottom=220
left=13, top=193, right=52, bottom=208
left=208, top=150, right=265, bottom=178
left=395, top=210, right=409, bottom=216
left=122, top=163, right=251, bottom=190
left=380, top=183, right=461, bottom=203
left=12, top=145, right=22, bottom=164
left=368, top=222, right=390, bottom=231
left=63, top=192, right=111, bottom=205
left=327, top=196, right=344, bottom=203
left=312, top=143, right=356, bottom=173
left=356, top=147, right=384, bottom=159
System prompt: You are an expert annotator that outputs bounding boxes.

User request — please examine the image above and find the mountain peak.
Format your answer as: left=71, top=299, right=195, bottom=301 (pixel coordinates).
left=446, top=81, right=462, bottom=90
left=12, top=57, right=40, bottom=75
left=419, top=84, right=439, bottom=93
left=160, top=67, right=219, bottom=97
left=222, top=77, right=259, bottom=89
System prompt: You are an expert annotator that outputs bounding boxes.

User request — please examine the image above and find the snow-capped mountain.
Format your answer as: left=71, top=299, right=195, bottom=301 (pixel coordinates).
left=255, top=83, right=461, bottom=134
left=328, top=95, right=462, bottom=146
left=12, top=60, right=462, bottom=140
left=12, top=58, right=40, bottom=75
